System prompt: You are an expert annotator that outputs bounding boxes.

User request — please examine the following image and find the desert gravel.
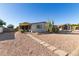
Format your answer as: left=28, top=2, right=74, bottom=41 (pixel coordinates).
left=0, top=32, right=58, bottom=56
left=31, top=33, right=79, bottom=53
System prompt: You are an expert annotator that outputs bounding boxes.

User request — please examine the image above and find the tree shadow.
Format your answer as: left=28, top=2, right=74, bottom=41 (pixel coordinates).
left=0, top=32, right=15, bottom=41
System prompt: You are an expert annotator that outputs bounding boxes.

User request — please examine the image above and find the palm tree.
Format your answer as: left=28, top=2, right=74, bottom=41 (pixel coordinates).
left=0, top=19, right=6, bottom=27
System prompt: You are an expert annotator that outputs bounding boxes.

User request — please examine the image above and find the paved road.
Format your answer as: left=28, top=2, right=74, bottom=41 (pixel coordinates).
left=0, top=32, right=58, bottom=56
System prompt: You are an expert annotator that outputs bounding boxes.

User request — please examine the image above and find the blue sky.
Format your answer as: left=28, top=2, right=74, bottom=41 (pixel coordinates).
left=0, top=3, right=79, bottom=27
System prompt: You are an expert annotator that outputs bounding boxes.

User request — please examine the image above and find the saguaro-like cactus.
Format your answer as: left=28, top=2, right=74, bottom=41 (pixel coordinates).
left=46, top=20, right=54, bottom=32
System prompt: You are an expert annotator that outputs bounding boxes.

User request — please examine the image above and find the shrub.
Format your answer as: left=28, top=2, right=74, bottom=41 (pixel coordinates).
left=25, top=30, right=28, bottom=32
left=20, top=29, right=28, bottom=33
left=52, top=26, right=59, bottom=33
left=20, top=29, right=25, bottom=33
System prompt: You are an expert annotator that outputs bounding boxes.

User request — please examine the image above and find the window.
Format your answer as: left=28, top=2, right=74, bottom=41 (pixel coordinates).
left=36, top=24, right=42, bottom=29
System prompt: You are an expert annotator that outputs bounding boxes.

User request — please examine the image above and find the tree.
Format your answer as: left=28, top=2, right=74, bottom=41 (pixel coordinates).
left=7, top=24, right=14, bottom=29
left=0, top=19, right=6, bottom=27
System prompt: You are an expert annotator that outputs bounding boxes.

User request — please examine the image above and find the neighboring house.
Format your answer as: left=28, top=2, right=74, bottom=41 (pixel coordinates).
left=58, top=24, right=79, bottom=34
left=0, top=27, right=3, bottom=33
left=30, top=22, right=47, bottom=32
left=58, top=24, right=71, bottom=31
left=70, top=24, right=79, bottom=32
left=3, top=28, right=14, bottom=32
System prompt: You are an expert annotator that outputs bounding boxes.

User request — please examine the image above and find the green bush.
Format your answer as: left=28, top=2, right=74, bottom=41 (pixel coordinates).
left=20, top=29, right=25, bottom=33
left=52, top=26, right=59, bottom=33
left=20, top=29, right=28, bottom=33
left=24, top=30, right=28, bottom=32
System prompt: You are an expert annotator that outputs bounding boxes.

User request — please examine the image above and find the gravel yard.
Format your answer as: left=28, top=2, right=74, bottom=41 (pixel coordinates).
left=0, top=32, right=58, bottom=56
left=31, top=33, right=79, bottom=53
left=1, top=32, right=78, bottom=56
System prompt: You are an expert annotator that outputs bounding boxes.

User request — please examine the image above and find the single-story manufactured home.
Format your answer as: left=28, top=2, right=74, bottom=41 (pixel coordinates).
left=30, top=22, right=47, bottom=32
left=19, top=22, right=47, bottom=33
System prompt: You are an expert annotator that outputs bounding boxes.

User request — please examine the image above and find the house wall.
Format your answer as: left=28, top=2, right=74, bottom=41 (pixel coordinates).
left=31, top=23, right=47, bottom=32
